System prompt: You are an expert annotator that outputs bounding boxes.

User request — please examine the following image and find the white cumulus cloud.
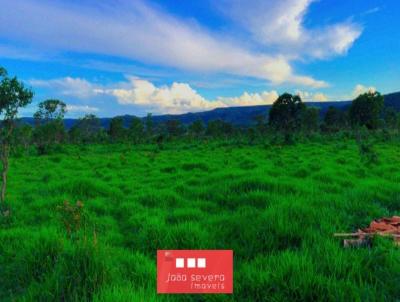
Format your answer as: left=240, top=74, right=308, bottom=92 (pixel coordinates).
left=106, top=78, right=328, bottom=113
left=30, top=76, right=333, bottom=114
left=296, top=90, right=329, bottom=102
left=107, top=77, right=227, bottom=114
left=217, top=91, right=279, bottom=106
left=352, top=84, right=376, bottom=98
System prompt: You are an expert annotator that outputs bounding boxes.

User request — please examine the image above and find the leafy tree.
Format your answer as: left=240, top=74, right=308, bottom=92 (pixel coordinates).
left=349, top=91, right=384, bottom=130
left=165, top=119, right=185, bottom=138
left=254, top=114, right=268, bottom=135
left=268, top=93, right=305, bottom=142
left=129, top=116, right=144, bottom=144
left=69, top=114, right=102, bottom=144
left=269, top=93, right=305, bottom=131
left=156, top=133, right=165, bottom=150
left=108, top=117, right=126, bottom=142
left=33, top=99, right=67, bottom=154
left=302, top=107, right=320, bottom=133
left=94, top=128, right=109, bottom=144
left=383, top=107, right=398, bottom=129
left=188, top=120, right=205, bottom=138
left=0, top=67, right=33, bottom=206
left=206, top=119, right=234, bottom=138
left=247, top=127, right=257, bottom=144
left=397, top=113, right=400, bottom=130
left=145, top=113, right=154, bottom=139
left=322, top=106, right=347, bottom=132
left=356, top=126, right=378, bottom=165
left=13, top=123, right=33, bottom=151
left=34, top=99, right=66, bottom=121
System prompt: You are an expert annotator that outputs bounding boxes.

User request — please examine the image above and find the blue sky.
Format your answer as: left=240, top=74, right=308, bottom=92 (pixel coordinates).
left=0, top=0, right=398, bottom=117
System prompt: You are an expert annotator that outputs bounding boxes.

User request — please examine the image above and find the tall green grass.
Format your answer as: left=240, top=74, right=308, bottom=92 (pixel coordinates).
left=1, top=139, right=399, bottom=301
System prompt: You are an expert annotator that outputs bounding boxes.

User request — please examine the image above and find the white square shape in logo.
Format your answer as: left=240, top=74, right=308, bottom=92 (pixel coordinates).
left=187, top=258, right=196, bottom=268
left=197, top=258, right=206, bottom=268
left=176, top=258, right=184, bottom=268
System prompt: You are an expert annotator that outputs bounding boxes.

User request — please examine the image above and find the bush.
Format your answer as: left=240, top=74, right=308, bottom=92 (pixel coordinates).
left=355, top=129, right=378, bottom=165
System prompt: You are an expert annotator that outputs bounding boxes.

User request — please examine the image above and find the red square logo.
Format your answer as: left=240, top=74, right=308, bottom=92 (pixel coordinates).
left=157, top=250, right=233, bottom=294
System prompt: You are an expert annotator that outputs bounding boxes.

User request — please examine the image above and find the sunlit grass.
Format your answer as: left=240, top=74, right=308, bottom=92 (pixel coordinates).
left=1, top=139, right=400, bottom=301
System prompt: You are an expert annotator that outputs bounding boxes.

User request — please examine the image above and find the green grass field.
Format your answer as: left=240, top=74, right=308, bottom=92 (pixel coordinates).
left=1, top=139, right=400, bottom=301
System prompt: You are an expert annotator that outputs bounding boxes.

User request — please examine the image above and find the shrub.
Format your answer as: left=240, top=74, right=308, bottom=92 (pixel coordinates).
left=57, top=200, right=85, bottom=239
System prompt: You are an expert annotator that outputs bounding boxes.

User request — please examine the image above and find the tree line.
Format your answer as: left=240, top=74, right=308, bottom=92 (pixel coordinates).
left=22, top=91, right=400, bottom=147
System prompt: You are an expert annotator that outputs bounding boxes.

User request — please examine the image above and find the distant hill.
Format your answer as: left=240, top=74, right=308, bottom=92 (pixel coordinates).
left=20, top=91, right=400, bottom=128
left=382, top=92, right=400, bottom=110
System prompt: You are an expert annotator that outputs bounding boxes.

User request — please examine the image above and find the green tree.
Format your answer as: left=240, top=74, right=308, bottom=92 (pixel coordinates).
left=34, top=99, right=66, bottom=121
left=108, top=117, right=126, bottom=142
left=398, top=113, right=400, bottom=130
left=33, top=99, right=67, bottom=154
left=349, top=91, right=384, bottom=130
left=247, top=127, right=257, bottom=144
left=302, top=107, right=320, bottom=133
left=69, top=114, right=102, bottom=144
left=268, top=93, right=305, bottom=141
left=206, top=120, right=234, bottom=138
left=322, top=106, right=346, bottom=132
left=128, top=117, right=144, bottom=144
left=383, top=107, right=398, bottom=129
left=145, top=113, right=154, bottom=140
left=0, top=67, right=33, bottom=206
left=188, top=120, right=205, bottom=138
left=13, top=123, right=33, bottom=151
left=165, top=119, right=184, bottom=138
left=254, top=114, right=268, bottom=135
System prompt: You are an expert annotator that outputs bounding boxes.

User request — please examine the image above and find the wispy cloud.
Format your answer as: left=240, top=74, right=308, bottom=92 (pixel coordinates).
left=66, top=105, right=99, bottom=113
left=29, top=77, right=102, bottom=99
left=217, top=0, right=362, bottom=59
left=0, top=0, right=336, bottom=88
left=361, top=7, right=381, bottom=16
left=0, top=44, right=44, bottom=61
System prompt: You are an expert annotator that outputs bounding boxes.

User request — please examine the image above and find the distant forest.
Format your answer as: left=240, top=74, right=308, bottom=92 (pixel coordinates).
left=19, top=91, right=400, bottom=129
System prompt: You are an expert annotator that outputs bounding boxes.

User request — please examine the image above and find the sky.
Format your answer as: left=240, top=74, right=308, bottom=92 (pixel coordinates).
left=0, top=0, right=399, bottom=117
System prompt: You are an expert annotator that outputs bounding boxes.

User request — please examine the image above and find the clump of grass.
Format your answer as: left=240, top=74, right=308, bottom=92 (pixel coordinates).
left=356, top=128, right=379, bottom=165
left=136, top=191, right=181, bottom=208
left=57, top=200, right=85, bottom=239
left=160, top=166, right=177, bottom=173
left=181, top=162, right=209, bottom=171
left=238, top=159, right=257, bottom=170
left=358, top=140, right=379, bottom=165
left=165, top=207, right=204, bottom=224
left=292, top=167, right=309, bottom=178
left=54, top=179, right=122, bottom=200
left=22, top=239, right=111, bottom=302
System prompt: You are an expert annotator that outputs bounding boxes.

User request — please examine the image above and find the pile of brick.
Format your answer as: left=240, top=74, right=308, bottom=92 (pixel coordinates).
left=334, top=216, right=400, bottom=247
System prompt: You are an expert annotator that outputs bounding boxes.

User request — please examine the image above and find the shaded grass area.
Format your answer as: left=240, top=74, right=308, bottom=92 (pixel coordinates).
left=0, top=140, right=400, bottom=301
